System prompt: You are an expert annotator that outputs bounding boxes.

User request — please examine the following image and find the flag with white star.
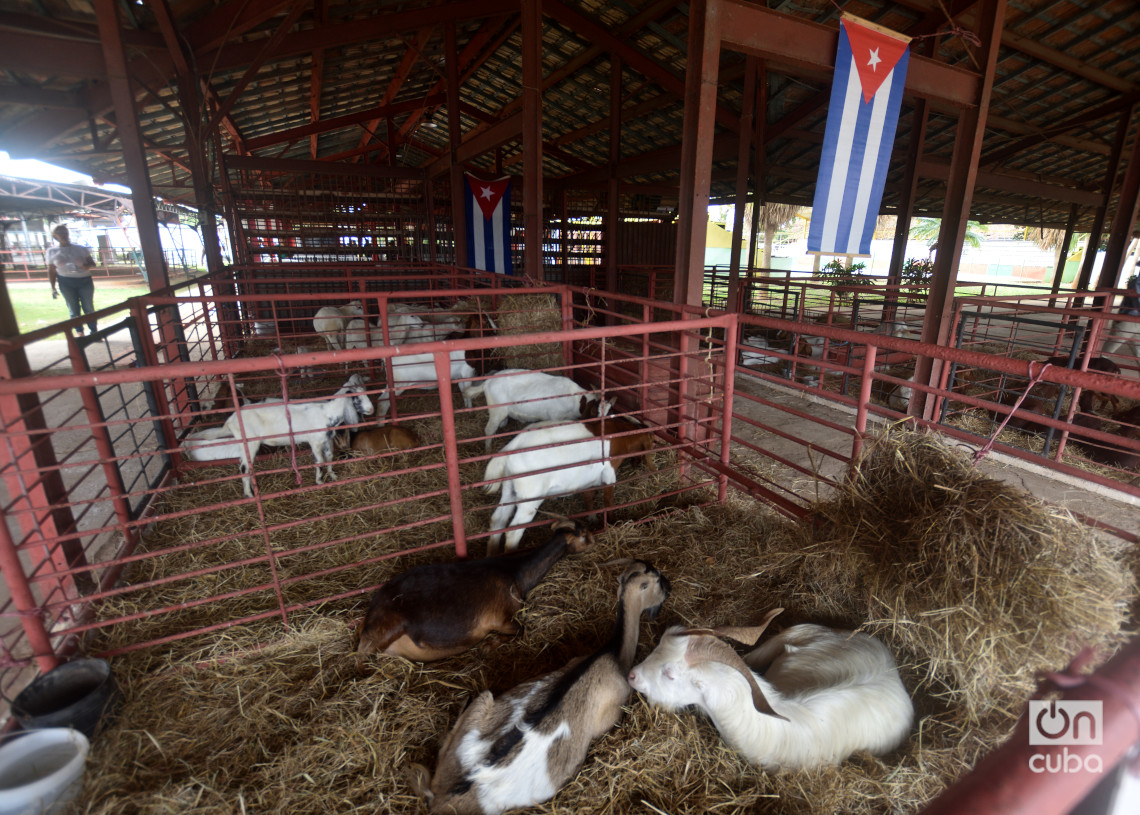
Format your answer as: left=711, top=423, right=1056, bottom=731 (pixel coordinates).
left=808, top=15, right=911, bottom=257
left=464, top=173, right=514, bottom=274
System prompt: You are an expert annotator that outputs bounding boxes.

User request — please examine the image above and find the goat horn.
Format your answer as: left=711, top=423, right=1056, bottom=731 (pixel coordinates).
left=684, top=635, right=787, bottom=721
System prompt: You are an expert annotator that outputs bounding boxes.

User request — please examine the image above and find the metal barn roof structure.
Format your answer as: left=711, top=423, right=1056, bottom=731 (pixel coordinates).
left=0, top=0, right=1137, bottom=299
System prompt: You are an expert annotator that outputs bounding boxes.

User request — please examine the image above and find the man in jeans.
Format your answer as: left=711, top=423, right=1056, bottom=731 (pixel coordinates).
left=47, top=224, right=98, bottom=336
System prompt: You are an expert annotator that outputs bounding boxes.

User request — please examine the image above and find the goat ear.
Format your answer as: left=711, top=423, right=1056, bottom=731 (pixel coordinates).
left=684, top=633, right=788, bottom=721
left=706, top=607, right=784, bottom=647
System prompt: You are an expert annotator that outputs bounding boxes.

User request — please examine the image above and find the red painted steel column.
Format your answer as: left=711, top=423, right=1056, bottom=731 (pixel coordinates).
left=1098, top=112, right=1140, bottom=289
left=521, top=0, right=543, bottom=280
left=921, top=637, right=1140, bottom=815
left=93, top=0, right=169, bottom=293
left=434, top=351, right=468, bottom=558
left=675, top=0, right=721, bottom=307
left=915, top=0, right=1005, bottom=419
left=446, top=22, right=467, bottom=269
left=728, top=56, right=757, bottom=314
left=852, top=344, right=878, bottom=460
left=606, top=55, right=622, bottom=296
left=1077, top=109, right=1132, bottom=295
left=0, top=518, right=58, bottom=674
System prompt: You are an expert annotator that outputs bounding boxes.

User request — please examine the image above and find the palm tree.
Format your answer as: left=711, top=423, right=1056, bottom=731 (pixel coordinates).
left=908, top=217, right=983, bottom=257
left=746, top=202, right=803, bottom=267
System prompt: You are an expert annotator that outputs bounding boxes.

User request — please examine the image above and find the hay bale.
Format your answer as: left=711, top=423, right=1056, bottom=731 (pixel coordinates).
left=803, top=427, right=1134, bottom=721
left=494, top=292, right=564, bottom=370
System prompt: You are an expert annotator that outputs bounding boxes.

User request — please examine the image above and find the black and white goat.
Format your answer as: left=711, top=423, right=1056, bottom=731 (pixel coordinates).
left=413, top=560, right=670, bottom=815
left=628, top=609, right=914, bottom=770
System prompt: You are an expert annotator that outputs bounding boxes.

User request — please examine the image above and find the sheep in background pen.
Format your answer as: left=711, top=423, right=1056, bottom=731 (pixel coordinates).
left=411, top=560, right=671, bottom=815
left=483, top=399, right=617, bottom=554
left=628, top=608, right=914, bottom=770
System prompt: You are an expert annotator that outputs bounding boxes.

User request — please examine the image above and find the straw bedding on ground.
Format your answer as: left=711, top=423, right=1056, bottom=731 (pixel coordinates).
left=73, top=425, right=1135, bottom=814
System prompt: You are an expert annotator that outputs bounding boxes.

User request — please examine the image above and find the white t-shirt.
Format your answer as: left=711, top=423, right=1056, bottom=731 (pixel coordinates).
left=48, top=244, right=95, bottom=278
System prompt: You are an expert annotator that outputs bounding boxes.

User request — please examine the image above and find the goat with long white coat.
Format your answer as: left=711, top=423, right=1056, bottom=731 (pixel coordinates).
left=462, top=368, right=596, bottom=451
left=628, top=609, right=914, bottom=770
left=413, top=560, right=670, bottom=815
left=483, top=400, right=616, bottom=553
left=206, top=374, right=375, bottom=498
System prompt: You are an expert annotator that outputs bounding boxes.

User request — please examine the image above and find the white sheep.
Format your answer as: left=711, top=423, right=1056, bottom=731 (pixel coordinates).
left=483, top=400, right=616, bottom=553
left=217, top=374, right=375, bottom=498
left=312, top=300, right=364, bottom=352
left=462, top=369, right=596, bottom=451
left=628, top=609, right=914, bottom=770
left=412, top=560, right=671, bottom=815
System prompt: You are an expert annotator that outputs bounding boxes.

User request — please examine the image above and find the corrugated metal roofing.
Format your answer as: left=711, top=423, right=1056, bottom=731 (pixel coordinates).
left=0, top=0, right=1136, bottom=231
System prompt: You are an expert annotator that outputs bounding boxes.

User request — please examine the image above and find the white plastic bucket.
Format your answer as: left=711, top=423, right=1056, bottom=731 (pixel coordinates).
left=0, top=728, right=89, bottom=815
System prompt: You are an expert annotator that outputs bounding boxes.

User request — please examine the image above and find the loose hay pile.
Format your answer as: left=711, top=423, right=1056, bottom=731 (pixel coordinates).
left=494, top=293, right=563, bottom=370
left=77, top=429, right=1134, bottom=814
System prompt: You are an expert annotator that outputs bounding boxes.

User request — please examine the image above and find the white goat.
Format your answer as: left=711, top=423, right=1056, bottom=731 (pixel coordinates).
left=200, top=374, right=375, bottom=498
left=375, top=349, right=478, bottom=416
left=628, top=609, right=914, bottom=770
left=483, top=400, right=616, bottom=553
left=312, top=300, right=364, bottom=352
left=413, top=560, right=670, bottom=815
left=462, top=369, right=596, bottom=451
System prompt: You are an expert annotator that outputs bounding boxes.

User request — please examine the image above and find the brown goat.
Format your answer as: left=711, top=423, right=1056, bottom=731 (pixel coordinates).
left=1069, top=403, right=1140, bottom=471
left=348, top=425, right=421, bottom=456
left=357, top=519, right=594, bottom=660
left=579, top=396, right=657, bottom=471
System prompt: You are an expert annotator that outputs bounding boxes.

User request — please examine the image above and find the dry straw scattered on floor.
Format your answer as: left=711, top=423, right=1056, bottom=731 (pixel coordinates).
left=76, top=429, right=1134, bottom=814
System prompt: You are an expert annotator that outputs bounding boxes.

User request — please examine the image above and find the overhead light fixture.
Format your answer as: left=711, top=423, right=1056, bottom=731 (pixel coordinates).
left=423, top=111, right=439, bottom=129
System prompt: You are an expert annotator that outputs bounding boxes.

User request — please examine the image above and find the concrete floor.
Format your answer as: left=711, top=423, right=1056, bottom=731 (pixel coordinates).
left=731, top=375, right=1140, bottom=544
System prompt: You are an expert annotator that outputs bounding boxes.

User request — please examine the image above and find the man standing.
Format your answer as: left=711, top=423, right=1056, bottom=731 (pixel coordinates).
left=47, top=224, right=98, bottom=336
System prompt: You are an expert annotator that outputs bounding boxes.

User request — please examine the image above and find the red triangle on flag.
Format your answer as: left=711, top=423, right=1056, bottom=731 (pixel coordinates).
left=467, top=174, right=510, bottom=221
left=843, top=18, right=910, bottom=104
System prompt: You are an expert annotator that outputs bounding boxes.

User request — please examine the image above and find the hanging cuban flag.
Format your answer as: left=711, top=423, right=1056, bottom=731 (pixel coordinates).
left=808, top=15, right=911, bottom=257
left=465, top=172, right=513, bottom=274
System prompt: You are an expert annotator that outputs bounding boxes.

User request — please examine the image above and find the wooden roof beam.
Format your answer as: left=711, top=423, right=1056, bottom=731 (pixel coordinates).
left=355, top=27, right=437, bottom=156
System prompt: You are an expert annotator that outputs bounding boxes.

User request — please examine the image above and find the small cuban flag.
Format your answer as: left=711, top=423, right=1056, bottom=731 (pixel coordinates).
left=808, top=15, right=911, bottom=257
left=465, top=172, right=514, bottom=274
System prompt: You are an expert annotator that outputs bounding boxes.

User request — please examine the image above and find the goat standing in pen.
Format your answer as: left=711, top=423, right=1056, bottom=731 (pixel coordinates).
left=483, top=399, right=617, bottom=553
left=628, top=608, right=914, bottom=770
left=312, top=301, right=364, bottom=352
left=412, top=560, right=670, bottom=815
left=190, top=374, right=374, bottom=498
left=356, top=519, right=595, bottom=660
left=462, top=368, right=596, bottom=452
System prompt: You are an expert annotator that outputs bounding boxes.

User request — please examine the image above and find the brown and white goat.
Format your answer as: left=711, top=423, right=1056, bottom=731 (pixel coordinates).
left=413, top=560, right=670, bottom=815
left=579, top=396, right=657, bottom=471
left=356, top=519, right=594, bottom=660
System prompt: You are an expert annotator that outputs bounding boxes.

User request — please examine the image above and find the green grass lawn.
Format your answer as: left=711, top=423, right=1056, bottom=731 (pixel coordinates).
left=6, top=279, right=153, bottom=335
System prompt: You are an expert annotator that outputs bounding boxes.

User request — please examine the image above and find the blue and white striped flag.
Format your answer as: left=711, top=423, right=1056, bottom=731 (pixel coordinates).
left=465, top=173, right=513, bottom=274
left=808, top=16, right=911, bottom=257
